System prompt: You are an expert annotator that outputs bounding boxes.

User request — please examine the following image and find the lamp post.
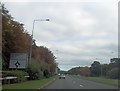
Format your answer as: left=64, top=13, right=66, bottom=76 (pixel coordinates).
left=29, top=18, right=50, bottom=63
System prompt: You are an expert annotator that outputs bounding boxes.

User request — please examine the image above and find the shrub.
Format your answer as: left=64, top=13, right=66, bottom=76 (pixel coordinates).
left=43, top=69, right=50, bottom=78
left=27, top=59, right=44, bottom=80
left=2, top=70, right=28, bottom=82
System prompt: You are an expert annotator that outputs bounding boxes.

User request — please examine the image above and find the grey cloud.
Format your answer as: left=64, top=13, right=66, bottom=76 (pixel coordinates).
left=5, top=2, right=118, bottom=71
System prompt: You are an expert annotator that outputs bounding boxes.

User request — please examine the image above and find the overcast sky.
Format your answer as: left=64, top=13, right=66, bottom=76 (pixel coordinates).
left=3, top=0, right=119, bottom=71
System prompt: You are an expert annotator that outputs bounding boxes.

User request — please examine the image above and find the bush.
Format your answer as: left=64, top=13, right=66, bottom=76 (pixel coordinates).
left=2, top=70, right=28, bottom=82
left=107, top=67, right=119, bottom=79
left=27, top=59, right=44, bottom=80
left=43, top=69, right=50, bottom=78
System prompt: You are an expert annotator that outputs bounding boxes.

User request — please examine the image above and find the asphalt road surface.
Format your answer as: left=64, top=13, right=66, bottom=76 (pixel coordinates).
left=45, top=76, right=118, bottom=89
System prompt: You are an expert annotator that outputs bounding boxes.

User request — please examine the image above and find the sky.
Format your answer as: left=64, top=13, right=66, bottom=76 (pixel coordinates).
left=3, top=0, right=119, bottom=71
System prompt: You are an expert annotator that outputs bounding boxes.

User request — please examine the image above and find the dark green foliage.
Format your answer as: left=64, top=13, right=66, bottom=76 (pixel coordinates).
left=43, top=69, right=50, bottom=78
left=2, top=70, right=28, bottom=82
left=90, top=61, right=101, bottom=76
left=32, top=45, right=57, bottom=76
left=108, top=58, right=120, bottom=70
left=106, top=58, right=120, bottom=79
left=68, top=58, right=120, bottom=79
left=27, top=59, right=43, bottom=80
left=107, top=67, right=119, bottom=79
left=90, top=59, right=120, bottom=79
left=101, top=64, right=109, bottom=76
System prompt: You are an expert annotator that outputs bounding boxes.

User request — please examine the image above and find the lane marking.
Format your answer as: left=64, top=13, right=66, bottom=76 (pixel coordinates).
left=80, top=85, right=83, bottom=87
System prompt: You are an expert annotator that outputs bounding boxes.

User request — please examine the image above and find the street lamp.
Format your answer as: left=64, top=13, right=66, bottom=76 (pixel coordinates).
left=29, top=18, right=50, bottom=63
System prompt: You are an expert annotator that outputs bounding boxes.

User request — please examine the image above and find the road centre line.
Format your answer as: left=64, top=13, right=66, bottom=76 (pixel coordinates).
left=80, top=85, right=84, bottom=87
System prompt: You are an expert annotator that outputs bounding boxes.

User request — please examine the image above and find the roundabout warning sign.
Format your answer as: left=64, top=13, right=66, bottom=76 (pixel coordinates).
left=9, top=53, right=28, bottom=69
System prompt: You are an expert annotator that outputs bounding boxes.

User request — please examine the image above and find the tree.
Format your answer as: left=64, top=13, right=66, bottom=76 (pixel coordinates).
left=2, top=4, right=31, bottom=70
left=106, top=58, right=120, bottom=79
left=32, top=45, right=57, bottom=75
left=108, top=58, right=120, bottom=70
left=2, top=4, right=57, bottom=78
left=107, top=67, right=119, bottom=79
left=101, top=64, right=109, bottom=76
left=68, top=66, right=90, bottom=76
left=90, top=61, right=101, bottom=76
left=78, top=67, right=90, bottom=76
left=27, top=59, right=43, bottom=80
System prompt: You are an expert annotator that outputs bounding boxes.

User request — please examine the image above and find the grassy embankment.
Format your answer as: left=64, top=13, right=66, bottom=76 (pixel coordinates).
left=69, top=75, right=118, bottom=86
left=2, top=76, right=55, bottom=90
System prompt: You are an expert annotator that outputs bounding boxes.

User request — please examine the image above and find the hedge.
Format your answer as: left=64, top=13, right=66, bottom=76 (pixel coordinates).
left=2, top=70, right=29, bottom=82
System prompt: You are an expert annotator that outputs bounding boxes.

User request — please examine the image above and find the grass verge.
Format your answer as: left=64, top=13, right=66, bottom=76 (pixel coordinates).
left=82, top=77, right=118, bottom=86
left=2, top=76, right=55, bottom=90
left=69, top=75, right=118, bottom=87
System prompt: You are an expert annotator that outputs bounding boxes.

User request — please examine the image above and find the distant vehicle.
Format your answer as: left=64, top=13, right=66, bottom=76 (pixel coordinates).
left=59, top=74, right=66, bottom=79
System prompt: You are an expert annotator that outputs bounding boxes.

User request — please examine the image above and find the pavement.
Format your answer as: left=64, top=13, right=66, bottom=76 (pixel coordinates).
left=43, top=76, right=118, bottom=89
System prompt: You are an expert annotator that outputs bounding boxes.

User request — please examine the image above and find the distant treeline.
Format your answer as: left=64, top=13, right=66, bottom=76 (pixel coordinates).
left=2, top=4, right=57, bottom=80
left=68, top=58, right=120, bottom=79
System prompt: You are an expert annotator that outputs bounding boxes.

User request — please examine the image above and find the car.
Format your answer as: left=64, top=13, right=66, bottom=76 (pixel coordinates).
left=59, top=74, right=66, bottom=79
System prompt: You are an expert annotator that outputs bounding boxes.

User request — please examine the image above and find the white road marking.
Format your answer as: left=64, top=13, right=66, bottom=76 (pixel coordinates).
left=80, top=85, right=83, bottom=87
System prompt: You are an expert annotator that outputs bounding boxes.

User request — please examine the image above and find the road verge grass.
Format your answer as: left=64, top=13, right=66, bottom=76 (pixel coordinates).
left=82, top=77, right=118, bottom=86
left=2, top=76, right=55, bottom=90
left=69, top=75, right=118, bottom=87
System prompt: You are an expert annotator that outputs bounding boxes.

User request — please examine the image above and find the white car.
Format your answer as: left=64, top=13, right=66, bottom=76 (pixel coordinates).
left=59, top=74, right=66, bottom=79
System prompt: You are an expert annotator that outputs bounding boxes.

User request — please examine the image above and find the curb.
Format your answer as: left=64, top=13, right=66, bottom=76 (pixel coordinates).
left=38, top=77, right=57, bottom=89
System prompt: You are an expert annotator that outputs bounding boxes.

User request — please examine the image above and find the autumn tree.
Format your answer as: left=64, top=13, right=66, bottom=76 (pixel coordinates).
left=68, top=66, right=90, bottom=76
left=2, top=3, right=57, bottom=78
left=2, top=4, right=31, bottom=70
left=78, top=67, right=90, bottom=76
left=32, top=45, right=57, bottom=76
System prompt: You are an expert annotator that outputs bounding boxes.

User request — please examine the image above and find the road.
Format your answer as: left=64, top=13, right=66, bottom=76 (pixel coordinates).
left=44, top=76, right=118, bottom=89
